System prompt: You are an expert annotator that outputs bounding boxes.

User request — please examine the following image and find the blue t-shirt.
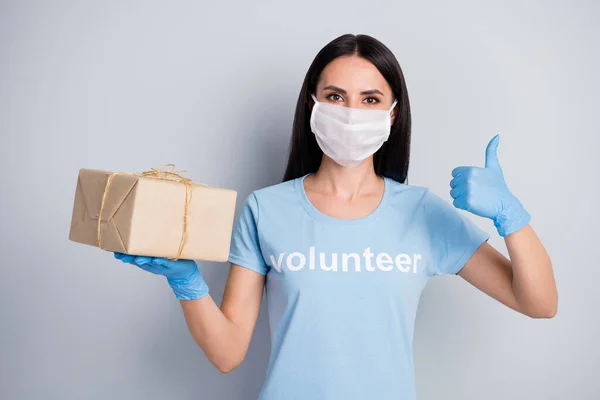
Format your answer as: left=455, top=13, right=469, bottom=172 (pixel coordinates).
left=228, top=173, right=489, bottom=400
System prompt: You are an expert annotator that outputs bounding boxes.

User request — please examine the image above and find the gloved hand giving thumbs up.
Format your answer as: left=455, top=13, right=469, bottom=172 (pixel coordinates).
left=449, top=134, right=531, bottom=237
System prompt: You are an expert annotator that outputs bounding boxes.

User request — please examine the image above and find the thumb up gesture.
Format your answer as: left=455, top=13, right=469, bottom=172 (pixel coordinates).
left=449, top=134, right=531, bottom=237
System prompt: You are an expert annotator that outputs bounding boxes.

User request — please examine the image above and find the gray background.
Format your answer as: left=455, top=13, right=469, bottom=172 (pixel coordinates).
left=1, top=1, right=597, bottom=399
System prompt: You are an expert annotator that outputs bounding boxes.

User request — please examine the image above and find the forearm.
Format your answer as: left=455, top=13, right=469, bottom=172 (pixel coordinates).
left=505, top=224, right=558, bottom=318
left=180, top=295, right=248, bottom=373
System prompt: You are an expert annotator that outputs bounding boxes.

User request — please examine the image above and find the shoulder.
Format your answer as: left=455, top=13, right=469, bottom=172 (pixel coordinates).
left=252, top=178, right=297, bottom=202
left=241, top=178, right=299, bottom=216
left=383, top=177, right=457, bottom=220
left=383, top=176, right=430, bottom=207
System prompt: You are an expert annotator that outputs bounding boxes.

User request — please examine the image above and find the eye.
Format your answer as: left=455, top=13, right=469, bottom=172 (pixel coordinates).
left=364, top=97, right=380, bottom=105
left=326, top=93, right=344, bottom=102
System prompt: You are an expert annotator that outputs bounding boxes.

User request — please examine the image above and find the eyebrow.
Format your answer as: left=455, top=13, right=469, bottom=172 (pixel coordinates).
left=322, top=85, right=385, bottom=96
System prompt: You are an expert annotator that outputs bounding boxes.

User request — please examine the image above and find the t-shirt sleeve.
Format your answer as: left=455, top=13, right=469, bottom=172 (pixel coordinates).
left=227, top=192, right=269, bottom=275
left=422, top=189, right=490, bottom=276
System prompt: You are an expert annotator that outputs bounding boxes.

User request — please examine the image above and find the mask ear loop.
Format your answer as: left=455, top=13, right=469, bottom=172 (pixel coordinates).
left=388, top=99, right=398, bottom=129
left=309, top=93, right=320, bottom=117
left=384, top=99, right=399, bottom=140
left=309, top=93, right=320, bottom=130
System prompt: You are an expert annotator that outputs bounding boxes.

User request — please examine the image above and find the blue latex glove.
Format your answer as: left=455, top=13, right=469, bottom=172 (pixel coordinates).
left=114, top=252, right=209, bottom=300
left=449, top=134, right=531, bottom=237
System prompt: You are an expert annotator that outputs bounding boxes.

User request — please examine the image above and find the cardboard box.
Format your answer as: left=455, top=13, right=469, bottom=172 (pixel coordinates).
left=68, top=168, right=237, bottom=261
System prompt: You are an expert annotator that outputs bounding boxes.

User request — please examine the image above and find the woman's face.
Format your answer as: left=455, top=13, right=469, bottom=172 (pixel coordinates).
left=313, top=54, right=396, bottom=113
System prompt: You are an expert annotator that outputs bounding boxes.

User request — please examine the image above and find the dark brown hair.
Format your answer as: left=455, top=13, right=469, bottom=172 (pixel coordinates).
left=282, top=33, right=412, bottom=184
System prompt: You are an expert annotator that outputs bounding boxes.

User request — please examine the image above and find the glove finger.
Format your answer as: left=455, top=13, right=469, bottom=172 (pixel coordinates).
left=119, top=255, right=136, bottom=263
left=451, top=166, right=472, bottom=178
left=449, top=176, right=466, bottom=189
left=114, top=252, right=124, bottom=260
left=151, top=257, right=178, bottom=269
left=450, top=186, right=465, bottom=199
left=135, top=262, right=154, bottom=272
left=134, top=256, right=153, bottom=266
left=452, top=166, right=486, bottom=179
left=131, top=260, right=165, bottom=275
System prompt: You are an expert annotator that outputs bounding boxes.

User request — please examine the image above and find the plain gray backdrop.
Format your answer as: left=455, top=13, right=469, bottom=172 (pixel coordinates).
left=1, top=1, right=598, bottom=399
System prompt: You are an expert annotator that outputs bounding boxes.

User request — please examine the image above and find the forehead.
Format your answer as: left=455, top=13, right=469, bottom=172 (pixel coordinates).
left=317, top=55, right=391, bottom=94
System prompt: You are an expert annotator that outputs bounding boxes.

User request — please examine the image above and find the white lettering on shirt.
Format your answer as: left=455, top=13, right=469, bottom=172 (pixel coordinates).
left=269, top=246, right=422, bottom=273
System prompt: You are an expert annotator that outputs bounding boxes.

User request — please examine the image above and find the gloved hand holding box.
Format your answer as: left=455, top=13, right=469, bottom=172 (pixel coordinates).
left=68, top=165, right=237, bottom=261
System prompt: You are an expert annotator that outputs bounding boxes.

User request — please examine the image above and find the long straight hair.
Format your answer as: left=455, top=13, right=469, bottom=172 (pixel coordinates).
left=282, top=34, right=412, bottom=184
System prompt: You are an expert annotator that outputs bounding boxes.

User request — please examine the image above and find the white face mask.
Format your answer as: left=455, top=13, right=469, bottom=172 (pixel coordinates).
left=310, top=93, right=398, bottom=168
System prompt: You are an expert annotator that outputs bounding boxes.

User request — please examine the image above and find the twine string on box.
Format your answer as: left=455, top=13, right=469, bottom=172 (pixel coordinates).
left=96, top=164, right=206, bottom=260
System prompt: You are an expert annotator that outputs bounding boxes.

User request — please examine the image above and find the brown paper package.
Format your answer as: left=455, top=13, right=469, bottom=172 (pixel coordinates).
left=68, top=168, right=237, bottom=261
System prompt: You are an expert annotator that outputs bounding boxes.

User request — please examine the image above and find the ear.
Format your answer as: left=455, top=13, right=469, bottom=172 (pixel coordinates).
left=390, top=105, right=397, bottom=126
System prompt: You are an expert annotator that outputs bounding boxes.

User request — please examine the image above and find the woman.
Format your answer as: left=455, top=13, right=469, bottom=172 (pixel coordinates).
left=115, top=33, right=558, bottom=399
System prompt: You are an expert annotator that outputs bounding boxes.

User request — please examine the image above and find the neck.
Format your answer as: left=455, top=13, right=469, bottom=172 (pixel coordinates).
left=309, top=156, right=382, bottom=198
